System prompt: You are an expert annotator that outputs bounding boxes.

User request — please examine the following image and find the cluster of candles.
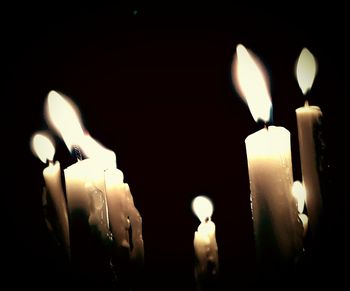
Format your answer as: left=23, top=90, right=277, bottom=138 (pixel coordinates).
left=30, top=44, right=324, bottom=288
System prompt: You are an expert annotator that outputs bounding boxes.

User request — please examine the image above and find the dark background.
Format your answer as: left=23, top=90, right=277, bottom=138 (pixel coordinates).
left=3, top=2, right=347, bottom=290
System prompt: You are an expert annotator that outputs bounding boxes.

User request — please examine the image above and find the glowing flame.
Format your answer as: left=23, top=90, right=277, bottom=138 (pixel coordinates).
left=192, top=195, right=213, bottom=223
left=81, top=133, right=117, bottom=169
left=30, top=131, right=55, bottom=163
left=292, top=180, right=306, bottom=213
left=45, top=90, right=85, bottom=152
left=295, top=47, right=318, bottom=95
left=232, top=44, right=272, bottom=123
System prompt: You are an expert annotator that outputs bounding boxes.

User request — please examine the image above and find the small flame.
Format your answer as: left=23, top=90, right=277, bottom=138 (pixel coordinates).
left=45, top=90, right=85, bottom=152
left=292, top=180, right=306, bottom=213
left=295, top=48, right=318, bottom=95
left=81, top=133, right=117, bottom=169
left=192, top=195, right=213, bottom=223
left=30, top=131, right=55, bottom=163
left=232, top=44, right=272, bottom=123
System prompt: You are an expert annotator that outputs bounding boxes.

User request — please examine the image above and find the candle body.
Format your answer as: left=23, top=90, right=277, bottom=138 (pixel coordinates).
left=64, top=158, right=112, bottom=284
left=193, top=220, right=218, bottom=291
left=296, top=105, right=323, bottom=238
left=245, top=126, right=303, bottom=275
left=64, top=158, right=110, bottom=239
left=43, top=161, right=70, bottom=256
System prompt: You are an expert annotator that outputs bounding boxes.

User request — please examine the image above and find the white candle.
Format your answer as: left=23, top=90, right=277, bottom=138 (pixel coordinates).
left=245, top=127, right=303, bottom=261
left=45, top=90, right=144, bottom=285
left=192, top=195, right=218, bottom=290
left=30, top=132, right=70, bottom=256
left=45, top=91, right=110, bottom=240
left=295, top=48, right=324, bottom=238
left=232, top=44, right=303, bottom=272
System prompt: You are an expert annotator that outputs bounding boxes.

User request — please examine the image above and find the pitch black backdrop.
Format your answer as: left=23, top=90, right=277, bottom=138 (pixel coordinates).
left=3, top=2, right=348, bottom=290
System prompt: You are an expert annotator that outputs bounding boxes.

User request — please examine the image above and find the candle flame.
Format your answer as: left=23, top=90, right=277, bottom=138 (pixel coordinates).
left=232, top=44, right=272, bottom=123
left=292, top=180, right=306, bottom=213
left=45, top=90, right=85, bottom=152
left=81, top=133, right=117, bottom=169
left=192, top=195, right=213, bottom=223
left=30, top=131, right=55, bottom=163
left=295, top=47, right=318, bottom=95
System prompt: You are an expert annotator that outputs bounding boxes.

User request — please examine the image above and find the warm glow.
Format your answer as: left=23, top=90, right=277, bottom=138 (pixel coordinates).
left=295, top=47, right=318, bottom=95
left=192, top=195, right=213, bottom=223
left=81, top=133, right=117, bottom=169
left=292, top=180, right=306, bottom=213
left=30, top=131, right=55, bottom=163
left=45, top=90, right=85, bottom=152
left=232, top=44, right=272, bottom=123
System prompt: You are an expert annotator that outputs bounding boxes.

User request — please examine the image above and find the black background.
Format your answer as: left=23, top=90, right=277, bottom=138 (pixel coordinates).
left=3, top=2, right=348, bottom=290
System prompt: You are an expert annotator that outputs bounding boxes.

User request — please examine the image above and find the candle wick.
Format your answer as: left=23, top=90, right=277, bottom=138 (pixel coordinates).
left=304, top=99, right=309, bottom=107
left=47, top=159, right=54, bottom=166
left=264, top=123, right=269, bottom=131
left=72, top=145, right=83, bottom=161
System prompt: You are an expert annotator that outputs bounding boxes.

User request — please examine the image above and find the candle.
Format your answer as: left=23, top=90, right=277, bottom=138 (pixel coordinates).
left=292, top=181, right=309, bottom=238
left=44, top=90, right=113, bottom=285
left=295, top=48, right=324, bottom=239
left=30, top=131, right=70, bottom=257
left=232, top=44, right=303, bottom=278
left=192, top=195, right=218, bottom=291
left=45, top=91, right=110, bottom=241
left=45, top=90, right=144, bottom=287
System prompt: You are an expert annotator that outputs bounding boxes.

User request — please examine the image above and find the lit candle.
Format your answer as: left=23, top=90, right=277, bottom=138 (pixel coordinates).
left=192, top=195, right=218, bottom=291
left=45, top=90, right=144, bottom=286
left=295, top=48, right=324, bottom=238
left=45, top=90, right=110, bottom=241
left=232, top=44, right=303, bottom=276
left=30, top=131, right=70, bottom=257
left=292, top=181, right=309, bottom=238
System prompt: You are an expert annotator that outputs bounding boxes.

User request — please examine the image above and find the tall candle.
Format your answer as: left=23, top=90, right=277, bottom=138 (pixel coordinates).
left=192, top=195, right=218, bottom=291
left=44, top=91, right=113, bottom=286
left=45, top=90, right=144, bottom=287
left=232, top=44, right=303, bottom=278
left=295, top=48, right=324, bottom=238
left=30, top=131, right=70, bottom=256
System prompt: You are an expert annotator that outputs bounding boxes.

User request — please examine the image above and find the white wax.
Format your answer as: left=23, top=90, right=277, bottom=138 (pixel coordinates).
left=245, top=126, right=303, bottom=264
left=104, top=168, right=130, bottom=250
left=64, top=158, right=110, bottom=239
left=193, top=220, right=218, bottom=287
left=105, top=169, right=144, bottom=265
left=296, top=105, right=323, bottom=237
left=43, top=161, right=70, bottom=256
left=124, top=183, right=144, bottom=264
